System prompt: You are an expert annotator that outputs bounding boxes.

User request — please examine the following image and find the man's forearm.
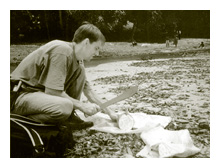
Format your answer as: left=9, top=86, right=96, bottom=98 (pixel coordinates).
left=84, top=88, right=104, bottom=105
left=83, top=86, right=115, bottom=116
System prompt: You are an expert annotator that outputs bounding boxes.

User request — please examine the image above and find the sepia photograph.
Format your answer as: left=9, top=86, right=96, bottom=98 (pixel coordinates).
left=7, top=1, right=215, bottom=164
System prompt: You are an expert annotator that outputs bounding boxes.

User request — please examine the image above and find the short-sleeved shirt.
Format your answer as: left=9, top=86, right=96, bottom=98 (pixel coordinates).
left=10, top=40, right=80, bottom=92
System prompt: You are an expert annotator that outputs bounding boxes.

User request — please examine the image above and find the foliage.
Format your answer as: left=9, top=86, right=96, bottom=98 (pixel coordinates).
left=10, top=10, right=210, bottom=44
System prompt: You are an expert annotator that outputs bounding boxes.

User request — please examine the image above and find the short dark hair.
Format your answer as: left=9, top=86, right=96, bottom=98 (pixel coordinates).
left=73, top=22, right=105, bottom=44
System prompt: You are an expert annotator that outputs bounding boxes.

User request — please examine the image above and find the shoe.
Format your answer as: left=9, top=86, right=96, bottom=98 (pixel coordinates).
left=61, top=121, right=93, bottom=130
left=69, top=112, right=86, bottom=123
left=65, top=111, right=94, bottom=130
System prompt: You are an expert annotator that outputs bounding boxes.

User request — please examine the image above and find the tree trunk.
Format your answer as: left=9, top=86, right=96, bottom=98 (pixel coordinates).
left=146, top=22, right=150, bottom=42
left=59, top=10, right=64, bottom=38
left=44, top=11, right=50, bottom=40
left=131, top=20, right=137, bottom=42
left=65, top=15, right=70, bottom=41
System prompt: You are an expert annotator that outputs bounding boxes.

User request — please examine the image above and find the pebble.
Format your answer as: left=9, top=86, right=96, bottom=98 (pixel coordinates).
left=176, top=118, right=189, bottom=123
left=198, top=122, right=210, bottom=130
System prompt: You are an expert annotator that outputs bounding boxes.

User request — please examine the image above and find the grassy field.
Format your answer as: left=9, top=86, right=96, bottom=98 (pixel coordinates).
left=10, top=38, right=210, bottom=70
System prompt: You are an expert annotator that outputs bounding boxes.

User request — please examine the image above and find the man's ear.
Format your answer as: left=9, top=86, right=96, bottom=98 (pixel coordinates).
left=84, top=38, right=90, bottom=45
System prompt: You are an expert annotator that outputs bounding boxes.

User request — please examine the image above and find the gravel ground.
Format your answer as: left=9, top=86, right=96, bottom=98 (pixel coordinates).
left=10, top=39, right=210, bottom=158
left=69, top=50, right=210, bottom=158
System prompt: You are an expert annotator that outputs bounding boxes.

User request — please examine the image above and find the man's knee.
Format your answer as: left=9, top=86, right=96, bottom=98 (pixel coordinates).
left=52, top=99, right=73, bottom=120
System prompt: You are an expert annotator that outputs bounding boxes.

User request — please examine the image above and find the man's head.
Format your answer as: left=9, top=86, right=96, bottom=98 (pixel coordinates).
left=73, top=23, right=105, bottom=61
left=73, top=23, right=105, bottom=45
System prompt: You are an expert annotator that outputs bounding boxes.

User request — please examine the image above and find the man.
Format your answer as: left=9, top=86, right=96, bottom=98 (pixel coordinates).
left=10, top=23, right=118, bottom=128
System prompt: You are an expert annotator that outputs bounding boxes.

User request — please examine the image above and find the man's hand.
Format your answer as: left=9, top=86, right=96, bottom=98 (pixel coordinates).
left=103, top=108, right=119, bottom=122
left=79, top=103, right=101, bottom=116
left=83, top=81, right=119, bottom=121
left=108, top=111, right=119, bottom=122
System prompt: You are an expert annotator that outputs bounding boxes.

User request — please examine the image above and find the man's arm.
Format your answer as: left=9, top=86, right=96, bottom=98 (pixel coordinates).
left=83, top=81, right=118, bottom=121
left=45, top=87, right=100, bottom=116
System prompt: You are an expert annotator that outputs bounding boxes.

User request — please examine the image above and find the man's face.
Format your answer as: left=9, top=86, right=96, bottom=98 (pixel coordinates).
left=83, top=40, right=103, bottom=61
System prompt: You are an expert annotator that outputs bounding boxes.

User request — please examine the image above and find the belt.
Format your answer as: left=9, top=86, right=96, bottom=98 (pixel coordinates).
left=11, top=81, right=23, bottom=111
left=10, top=81, right=43, bottom=111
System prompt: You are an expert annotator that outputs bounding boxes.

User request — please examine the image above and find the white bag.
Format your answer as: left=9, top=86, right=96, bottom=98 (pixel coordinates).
left=137, top=126, right=200, bottom=158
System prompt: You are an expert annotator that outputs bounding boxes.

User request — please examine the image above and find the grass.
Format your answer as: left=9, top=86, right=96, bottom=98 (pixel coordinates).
left=10, top=38, right=210, bottom=73
left=10, top=38, right=210, bottom=62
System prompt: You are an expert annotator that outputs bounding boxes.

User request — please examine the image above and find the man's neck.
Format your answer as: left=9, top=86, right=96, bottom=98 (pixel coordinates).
left=74, top=42, right=83, bottom=61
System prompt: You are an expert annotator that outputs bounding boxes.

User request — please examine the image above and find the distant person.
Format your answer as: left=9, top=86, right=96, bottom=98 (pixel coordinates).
left=199, top=42, right=204, bottom=48
left=10, top=22, right=118, bottom=128
left=132, top=41, right=137, bottom=47
left=173, top=36, right=178, bottom=47
left=178, top=30, right=181, bottom=40
left=166, top=36, right=170, bottom=47
left=165, top=31, right=170, bottom=47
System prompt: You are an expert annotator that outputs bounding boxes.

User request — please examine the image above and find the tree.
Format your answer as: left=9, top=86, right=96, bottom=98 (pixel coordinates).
left=10, top=10, right=42, bottom=43
left=43, top=11, right=50, bottom=40
left=123, top=10, right=165, bottom=42
left=178, top=10, right=210, bottom=38
left=10, top=10, right=210, bottom=44
left=66, top=10, right=127, bottom=41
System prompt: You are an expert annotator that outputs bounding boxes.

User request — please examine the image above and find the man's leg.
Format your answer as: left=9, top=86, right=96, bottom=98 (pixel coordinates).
left=13, top=65, right=92, bottom=126
left=14, top=91, right=73, bottom=124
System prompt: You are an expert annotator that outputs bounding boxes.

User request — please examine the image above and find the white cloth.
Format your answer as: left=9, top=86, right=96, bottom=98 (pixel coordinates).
left=76, top=111, right=200, bottom=158
left=137, top=126, right=200, bottom=158
left=78, top=112, right=172, bottom=134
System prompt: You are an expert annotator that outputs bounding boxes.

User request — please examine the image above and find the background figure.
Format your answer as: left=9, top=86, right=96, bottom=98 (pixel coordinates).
left=199, top=42, right=204, bottom=48
left=166, top=36, right=169, bottom=47
left=165, top=30, right=169, bottom=47
left=132, top=41, right=137, bottom=47
left=174, top=36, right=178, bottom=47
left=178, top=30, right=181, bottom=40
